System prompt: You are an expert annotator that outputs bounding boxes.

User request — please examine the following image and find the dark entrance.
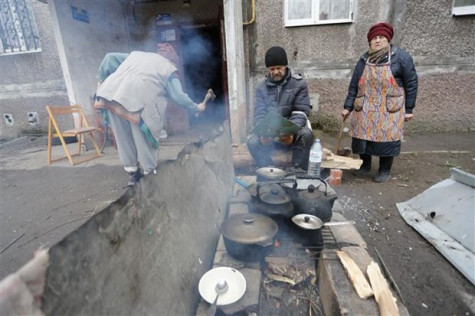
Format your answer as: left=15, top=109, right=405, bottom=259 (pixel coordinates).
left=180, top=23, right=226, bottom=125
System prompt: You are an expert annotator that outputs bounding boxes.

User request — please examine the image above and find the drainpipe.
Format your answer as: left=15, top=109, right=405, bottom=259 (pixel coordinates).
left=243, top=0, right=255, bottom=25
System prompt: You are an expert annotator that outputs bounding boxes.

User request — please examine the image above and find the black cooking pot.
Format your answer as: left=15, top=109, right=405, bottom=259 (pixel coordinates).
left=220, top=213, right=278, bottom=261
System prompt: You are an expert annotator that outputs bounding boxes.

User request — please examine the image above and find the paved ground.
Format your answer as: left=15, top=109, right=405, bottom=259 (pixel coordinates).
left=0, top=126, right=212, bottom=280
left=1, top=129, right=474, bottom=315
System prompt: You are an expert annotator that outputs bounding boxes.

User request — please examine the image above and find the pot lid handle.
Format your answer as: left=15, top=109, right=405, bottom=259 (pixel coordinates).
left=243, top=215, right=255, bottom=224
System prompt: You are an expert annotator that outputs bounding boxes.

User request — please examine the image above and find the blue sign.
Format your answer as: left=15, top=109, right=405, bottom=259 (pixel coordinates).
left=71, top=5, right=89, bottom=23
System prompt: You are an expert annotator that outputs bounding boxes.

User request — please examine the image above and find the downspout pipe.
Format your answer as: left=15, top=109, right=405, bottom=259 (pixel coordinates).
left=243, top=0, right=255, bottom=25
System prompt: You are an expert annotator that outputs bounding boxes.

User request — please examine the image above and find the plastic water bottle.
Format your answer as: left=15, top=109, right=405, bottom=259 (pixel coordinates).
left=308, top=139, right=323, bottom=177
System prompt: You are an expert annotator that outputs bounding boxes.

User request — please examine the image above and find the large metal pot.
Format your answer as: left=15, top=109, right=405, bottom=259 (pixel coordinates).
left=220, top=213, right=278, bottom=261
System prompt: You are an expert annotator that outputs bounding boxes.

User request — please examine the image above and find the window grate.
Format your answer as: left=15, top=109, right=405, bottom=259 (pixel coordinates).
left=0, top=0, right=41, bottom=55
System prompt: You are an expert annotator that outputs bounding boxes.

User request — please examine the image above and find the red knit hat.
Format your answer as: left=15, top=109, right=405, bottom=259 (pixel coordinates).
left=367, top=22, right=394, bottom=42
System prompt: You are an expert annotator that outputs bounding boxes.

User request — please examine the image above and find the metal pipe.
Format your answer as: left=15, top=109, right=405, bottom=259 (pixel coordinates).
left=243, top=0, right=255, bottom=25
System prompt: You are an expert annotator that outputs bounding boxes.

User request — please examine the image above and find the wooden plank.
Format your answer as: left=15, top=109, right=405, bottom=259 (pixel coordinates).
left=322, top=151, right=362, bottom=170
left=367, top=261, right=400, bottom=316
left=337, top=251, right=373, bottom=299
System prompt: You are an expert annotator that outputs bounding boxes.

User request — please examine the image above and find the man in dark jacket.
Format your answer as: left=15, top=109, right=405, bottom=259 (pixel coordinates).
left=247, top=46, right=314, bottom=171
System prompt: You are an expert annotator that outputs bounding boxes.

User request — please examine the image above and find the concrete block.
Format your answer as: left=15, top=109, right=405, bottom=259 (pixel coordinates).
left=196, top=268, right=261, bottom=316
left=216, top=235, right=226, bottom=251
left=330, top=212, right=367, bottom=248
left=213, top=248, right=260, bottom=271
left=228, top=202, right=249, bottom=215
left=195, top=301, right=209, bottom=316
left=332, top=199, right=344, bottom=213
left=241, top=175, right=256, bottom=184
left=318, top=249, right=379, bottom=315
left=221, top=268, right=261, bottom=315
left=229, top=189, right=251, bottom=204
left=213, top=250, right=246, bottom=270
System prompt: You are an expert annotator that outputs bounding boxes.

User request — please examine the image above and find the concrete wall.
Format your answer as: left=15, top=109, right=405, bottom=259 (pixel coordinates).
left=0, top=0, right=68, bottom=140
left=48, top=0, right=130, bottom=123
left=42, top=125, right=235, bottom=315
left=245, top=0, right=475, bottom=132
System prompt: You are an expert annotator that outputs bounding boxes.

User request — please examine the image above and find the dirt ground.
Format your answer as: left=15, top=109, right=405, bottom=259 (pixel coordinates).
left=236, top=131, right=475, bottom=316
left=334, top=148, right=475, bottom=316
left=1, top=131, right=474, bottom=315
left=332, top=132, right=475, bottom=316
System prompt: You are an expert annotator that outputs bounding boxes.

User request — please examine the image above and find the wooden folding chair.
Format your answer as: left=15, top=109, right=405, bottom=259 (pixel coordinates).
left=46, top=104, right=102, bottom=165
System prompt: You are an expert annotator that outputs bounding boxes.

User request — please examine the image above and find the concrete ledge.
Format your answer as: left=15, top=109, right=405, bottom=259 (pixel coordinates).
left=196, top=187, right=262, bottom=315
left=318, top=213, right=409, bottom=315
left=196, top=268, right=261, bottom=316
left=330, top=211, right=367, bottom=248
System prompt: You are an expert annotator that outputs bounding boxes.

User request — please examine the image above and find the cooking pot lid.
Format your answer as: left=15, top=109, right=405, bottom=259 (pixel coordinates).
left=292, top=214, right=323, bottom=230
left=299, top=185, right=323, bottom=200
left=248, top=183, right=280, bottom=198
left=221, top=213, right=278, bottom=244
left=259, top=186, right=291, bottom=205
left=282, top=176, right=324, bottom=190
left=256, top=167, right=287, bottom=179
left=198, top=267, right=246, bottom=306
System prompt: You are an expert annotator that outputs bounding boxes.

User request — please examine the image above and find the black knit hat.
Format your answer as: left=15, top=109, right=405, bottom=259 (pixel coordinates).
left=265, top=46, right=288, bottom=67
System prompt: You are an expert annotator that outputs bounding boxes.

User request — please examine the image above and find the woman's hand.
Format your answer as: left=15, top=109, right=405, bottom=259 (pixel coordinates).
left=341, top=109, right=350, bottom=120
left=405, top=113, right=413, bottom=122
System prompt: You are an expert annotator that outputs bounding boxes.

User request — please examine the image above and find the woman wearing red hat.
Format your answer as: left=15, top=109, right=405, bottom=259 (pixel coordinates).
left=341, top=22, right=418, bottom=183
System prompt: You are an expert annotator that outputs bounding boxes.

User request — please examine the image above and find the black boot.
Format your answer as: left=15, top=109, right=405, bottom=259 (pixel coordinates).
left=374, top=156, right=393, bottom=183
left=354, top=154, right=372, bottom=176
left=127, top=170, right=142, bottom=187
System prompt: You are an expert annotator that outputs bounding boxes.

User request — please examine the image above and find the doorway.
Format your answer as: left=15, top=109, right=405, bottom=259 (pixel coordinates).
left=180, top=22, right=226, bottom=126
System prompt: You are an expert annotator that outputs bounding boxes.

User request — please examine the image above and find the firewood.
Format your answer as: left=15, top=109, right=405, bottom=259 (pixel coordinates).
left=367, top=261, right=400, bottom=316
left=337, top=251, right=373, bottom=299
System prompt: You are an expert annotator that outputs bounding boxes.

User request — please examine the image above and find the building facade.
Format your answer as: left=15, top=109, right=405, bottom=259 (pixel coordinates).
left=1, top=0, right=473, bottom=142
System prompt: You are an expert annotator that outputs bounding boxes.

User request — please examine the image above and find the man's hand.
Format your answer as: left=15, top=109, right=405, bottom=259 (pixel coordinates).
left=279, top=134, right=294, bottom=145
left=196, top=102, right=206, bottom=112
left=405, top=113, right=413, bottom=122
left=259, top=136, right=272, bottom=146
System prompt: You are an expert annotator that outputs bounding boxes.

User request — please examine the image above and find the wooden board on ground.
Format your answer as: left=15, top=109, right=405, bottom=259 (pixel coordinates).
left=337, top=251, right=373, bottom=299
left=322, top=149, right=362, bottom=170
left=367, top=261, right=400, bottom=316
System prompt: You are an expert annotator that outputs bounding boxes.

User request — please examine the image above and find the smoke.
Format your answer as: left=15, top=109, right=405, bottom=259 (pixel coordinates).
left=180, top=27, right=220, bottom=103
left=121, top=4, right=226, bottom=122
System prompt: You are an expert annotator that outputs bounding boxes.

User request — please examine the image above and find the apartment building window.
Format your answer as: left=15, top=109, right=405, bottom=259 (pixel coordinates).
left=452, top=0, right=475, bottom=15
left=284, top=0, right=353, bottom=27
left=0, top=0, right=41, bottom=55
